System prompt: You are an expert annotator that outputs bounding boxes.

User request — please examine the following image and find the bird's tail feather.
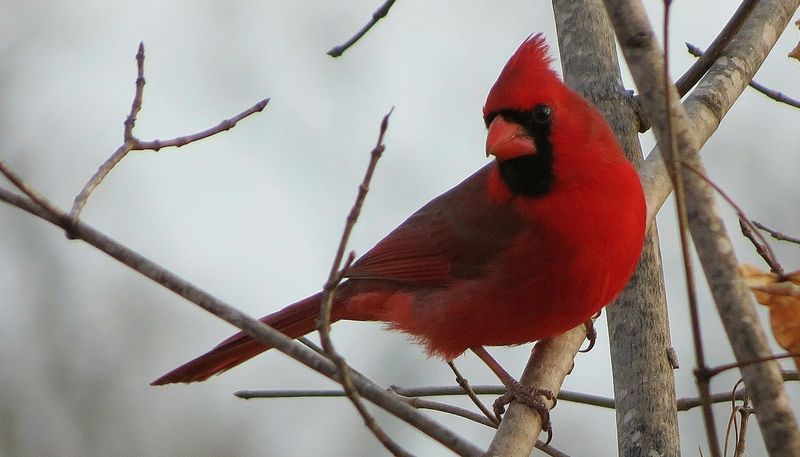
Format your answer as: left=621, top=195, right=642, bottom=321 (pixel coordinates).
left=151, top=292, right=336, bottom=385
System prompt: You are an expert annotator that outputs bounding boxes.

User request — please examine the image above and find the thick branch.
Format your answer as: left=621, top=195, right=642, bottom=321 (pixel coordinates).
left=486, top=326, right=585, bottom=457
left=674, top=0, right=757, bottom=96
left=604, top=1, right=800, bottom=456
left=638, top=0, right=800, bottom=223
left=686, top=43, right=800, bottom=109
left=551, top=2, right=680, bottom=457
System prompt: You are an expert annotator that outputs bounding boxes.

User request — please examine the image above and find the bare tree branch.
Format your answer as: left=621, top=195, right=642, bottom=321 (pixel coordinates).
left=638, top=0, right=800, bottom=224
left=0, top=170, right=483, bottom=457
left=675, top=161, right=784, bottom=276
left=402, top=395, right=496, bottom=428
left=486, top=327, right=585, bottom=457
left=0, top=161, right=72, bottom=231
left=686, top=42, right=800, bottom=109
left=327, top=0, right=397, bottom=57
left=315, top=108, right=412, bottom=457
left=236, top=383, right=793, bottom=413
left=674, top=0, right=758, bottom=96
left=447, top=361, right=499, bottom=426
left=604, top=1, right=800, bottom=456
left=551, top=2, right=680, bottom=457
left=665, top=3, right=724, bottom=450
left=753, top=220, right=800, bottom=245
left=69, top=43, right=269, bottom=222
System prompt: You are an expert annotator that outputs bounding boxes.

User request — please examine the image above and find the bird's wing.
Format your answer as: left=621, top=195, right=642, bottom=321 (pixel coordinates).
left=345, top=164, right=522, bottom=285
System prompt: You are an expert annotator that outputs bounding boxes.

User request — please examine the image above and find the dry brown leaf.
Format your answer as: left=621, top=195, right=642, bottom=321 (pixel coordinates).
left=789, top=44, right=800, bottom=62
left=739, top=263, right=800, bottom=371
left=791, top=19, right=800, bottom=62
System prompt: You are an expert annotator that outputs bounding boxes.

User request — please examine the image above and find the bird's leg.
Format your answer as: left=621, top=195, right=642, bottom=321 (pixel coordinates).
left=579, top=310, right=601, bottom=353
left=470, top=346, right=555, bottom=443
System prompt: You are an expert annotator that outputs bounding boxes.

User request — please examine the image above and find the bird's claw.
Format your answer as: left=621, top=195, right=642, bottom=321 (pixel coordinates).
left=579, top=310, right=601, bottom=353
left=493, top=381, right=555, bottom=444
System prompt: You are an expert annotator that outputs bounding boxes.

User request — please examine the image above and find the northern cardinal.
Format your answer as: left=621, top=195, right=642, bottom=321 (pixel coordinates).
left=152, top=34, right=646, bottom=387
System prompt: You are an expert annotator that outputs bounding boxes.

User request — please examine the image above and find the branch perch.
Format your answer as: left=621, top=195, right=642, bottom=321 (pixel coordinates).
left=604, top=1, right=800, bottom=455
left=0, top=161, right=482, bottom=457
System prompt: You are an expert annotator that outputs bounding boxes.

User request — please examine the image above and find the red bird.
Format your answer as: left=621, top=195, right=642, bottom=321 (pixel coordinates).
left=153, top=35, right=646, bottom=391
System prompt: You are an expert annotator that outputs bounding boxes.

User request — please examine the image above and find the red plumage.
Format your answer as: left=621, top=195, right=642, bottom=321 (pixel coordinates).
left=152, top=34, right=646, bottom=386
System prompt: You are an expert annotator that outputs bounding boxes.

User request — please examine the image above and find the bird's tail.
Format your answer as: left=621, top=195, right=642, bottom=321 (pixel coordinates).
left=151, top=291, right=338, bottom=385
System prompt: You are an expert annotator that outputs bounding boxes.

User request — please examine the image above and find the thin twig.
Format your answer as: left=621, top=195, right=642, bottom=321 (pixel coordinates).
left=133, top=98, right=270, bottom=151
left=678, top=389, right=745, bottom=412
left=784, top=370, right=800, bottom=382
left=272, top=386, right=569, bottom=457
left=327, top=0, right=396, bottom=57
left=234, top=384, right=757, bottom=412
left=0, top=185, right=483, bottom=457
left=236, top=385, right=617, bottom=409
left=70, top=42, right=269, bottom=222
left=747, top=79, right=800, bottom=109
left=0, top=161, right=72, bottom=231
left=740, top=220, right=782, bottom=276
left=674, top=0, right=757, bottom=96
left=609, top=0, right=800, bottom=450
left=70, top=43, right=146, bottom=224
left=662, top=3, right=721, bottom=456
left=126, top=42, right=146, bottom=139
left=316, top=108, right=409, bottom=457
left=752, top=220, right=800, bottom=245
left=686, top=42, right=800, bottom=109
left=297, top=336, right=326, bottom=355
left=722, top=378, right=754, bottom=457
left=733, top=405, right=753, bottom=457
left=734, top=379, right=751, bottom=457
left=705, top=352, right=800, bottom=379
left=723, top=379, right=743, bottom=457
left=401, top=395, right=497, bottom=428
left=446, top=361, right=499, bottom=426
left=680, top=161, right=784, bottom=277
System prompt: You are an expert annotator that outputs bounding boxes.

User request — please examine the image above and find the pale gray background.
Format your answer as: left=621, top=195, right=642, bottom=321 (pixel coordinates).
left=1, top=1, right=798, bottom=456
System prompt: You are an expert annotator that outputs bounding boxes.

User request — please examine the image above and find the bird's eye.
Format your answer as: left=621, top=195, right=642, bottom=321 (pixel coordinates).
left=531, top=104, right=552, bottom=124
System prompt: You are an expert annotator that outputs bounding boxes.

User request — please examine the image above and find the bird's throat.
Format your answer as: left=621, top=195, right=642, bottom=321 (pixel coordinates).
left=496, top=150, right=553, bottom=197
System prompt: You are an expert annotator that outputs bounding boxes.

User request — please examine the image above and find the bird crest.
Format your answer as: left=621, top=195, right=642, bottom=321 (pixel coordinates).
left=483, top=34, right=559, bottom=116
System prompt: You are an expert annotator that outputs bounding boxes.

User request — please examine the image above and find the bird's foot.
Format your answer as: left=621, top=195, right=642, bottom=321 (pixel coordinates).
left=579, top=310, right=601, bottom=353
left=493, top=380, right=555, bottom=444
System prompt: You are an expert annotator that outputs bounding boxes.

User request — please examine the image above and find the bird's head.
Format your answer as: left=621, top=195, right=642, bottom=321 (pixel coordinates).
left=482, top=34, right=621, bottom=198
left=483, top=34, right=558, bottom=162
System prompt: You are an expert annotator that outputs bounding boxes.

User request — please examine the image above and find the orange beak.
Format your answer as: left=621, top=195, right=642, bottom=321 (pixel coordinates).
left=485, top=116, right=536, bottom=161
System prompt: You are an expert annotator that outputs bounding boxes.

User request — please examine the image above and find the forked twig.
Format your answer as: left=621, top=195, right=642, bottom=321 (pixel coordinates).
left=69, top=43, right=269, bottom=224
left=316, top=108, right=410, bottom=457
left=0, top=183, right=483, bottom=456
left=680, top=162, right=784, bottom=277
left=674, top=0, right=757, bottom=96
left=447, top=361, right=499, bottom=426
left=398, top=394, right=496, bottom=428
left=686, top=43, right=800, bottom=109
left=752, top=220, right=800, bottom=245
left=704, top=352, right=800, bottom=379
left=726, top=379, right=753, bottom=457
left=0, top=161, right=71, bottom=231
left=328, top=0, right=397, bottom=57
left=235, top=383, right=773, bottom=413
left=661, top=3, right=721, bottom=455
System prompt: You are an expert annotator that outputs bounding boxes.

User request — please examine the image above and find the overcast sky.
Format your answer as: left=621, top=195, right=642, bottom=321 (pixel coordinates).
left=1, top=1, right=798, bottom=456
